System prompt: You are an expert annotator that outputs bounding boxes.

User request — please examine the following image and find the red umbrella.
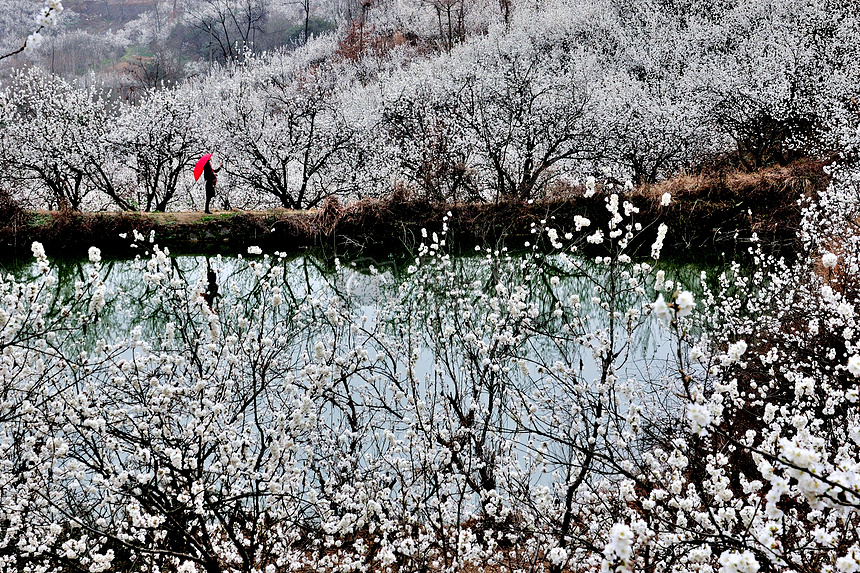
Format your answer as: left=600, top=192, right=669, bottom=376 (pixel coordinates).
left=194, top=153, right=213, bottom=181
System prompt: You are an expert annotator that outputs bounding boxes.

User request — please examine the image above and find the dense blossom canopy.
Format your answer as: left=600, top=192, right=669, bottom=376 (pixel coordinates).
left=1, top=0, right=857, bottom=210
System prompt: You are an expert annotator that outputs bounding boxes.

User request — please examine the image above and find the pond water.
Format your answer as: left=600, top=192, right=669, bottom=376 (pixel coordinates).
left=3, top=246, right=711, bottom=397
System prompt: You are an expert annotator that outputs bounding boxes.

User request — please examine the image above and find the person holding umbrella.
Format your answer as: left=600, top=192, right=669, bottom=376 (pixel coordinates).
left=194, top=153, right=222, bottom=214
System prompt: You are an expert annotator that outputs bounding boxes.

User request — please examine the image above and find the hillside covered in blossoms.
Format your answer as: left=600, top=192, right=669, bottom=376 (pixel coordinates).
left=1, top=0, right=857, bottom=212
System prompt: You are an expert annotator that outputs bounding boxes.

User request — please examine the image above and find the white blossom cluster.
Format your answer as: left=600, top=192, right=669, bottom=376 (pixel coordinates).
left=21, top=0, right=62, bottom=55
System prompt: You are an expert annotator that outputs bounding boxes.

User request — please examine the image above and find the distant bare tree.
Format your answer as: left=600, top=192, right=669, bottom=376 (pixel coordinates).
left=383, top=87, right=478, bottom=202
left=126, top=49, right=184, bottom=90
left=114, top=89, right=200, bottom=211
left=293, top=0, right=312, bottom=44
left=455, top=48, right=602, bottom=201
left=215, top=63, right=355, bottom=209
left=191, top=0, right=268, bottom=63
left=421, top=0, right=466, bottom=50
left=0, top=69, right=115, bottom=210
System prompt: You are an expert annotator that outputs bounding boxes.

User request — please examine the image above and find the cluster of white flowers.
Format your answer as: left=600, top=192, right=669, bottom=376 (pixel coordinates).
left=822, top=251, right=838, bottom=269
left=651, top=290, right=696, bottom=323
left=547, top=546, right=568, bottom=567
left=602, top=523, right=634, bottom=571
left=31, top=241, right=49, bottom=274
left=718, top=550, right=759, bottom=573
left=22, top=0, right=63, bottom=55
left=588, top=229, right=605, bottom=244
left=651, top=223, right=668, bottom=260
left=686, top=403, right=712, bottom=436
left=676, top=290, right=695, bottom=316
left=660, top=192, right=671, bottom=207
left=585, top=176, right=597, bottom=198
left=849, top=355, right=860, bottom=376
left=836, top=547, right=860, bottom=572
left=722, top=339, right=747, bottom=365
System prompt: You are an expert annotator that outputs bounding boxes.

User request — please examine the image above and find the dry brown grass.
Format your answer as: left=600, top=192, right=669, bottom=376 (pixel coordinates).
left=543, top=160, right=823, bottom=206
left=0, top=158, right=830, bottom=260
left=637, top=158, right=826, bottom=206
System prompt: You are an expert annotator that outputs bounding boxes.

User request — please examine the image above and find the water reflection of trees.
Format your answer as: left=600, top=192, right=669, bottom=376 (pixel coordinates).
left=363, top=245, right=717, bottom=558
left=2, top=246, right=717, bottom=573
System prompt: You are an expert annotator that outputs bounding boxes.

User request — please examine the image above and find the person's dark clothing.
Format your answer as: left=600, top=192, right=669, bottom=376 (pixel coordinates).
left=203, top=160, right=220, bottom=214
left=204, top=258, right=218, bottom=310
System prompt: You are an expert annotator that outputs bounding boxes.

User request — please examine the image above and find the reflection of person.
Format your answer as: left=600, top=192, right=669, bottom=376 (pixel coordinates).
left=204, top=258, right=218, bottom=311
left=203, top=159, right=222, bottom=214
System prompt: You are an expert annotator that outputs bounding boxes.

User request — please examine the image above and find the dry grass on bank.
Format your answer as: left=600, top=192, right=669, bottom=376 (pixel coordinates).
left=0, top=158, right=830, bottom=259
left=637, top=157, right=826, bottom=206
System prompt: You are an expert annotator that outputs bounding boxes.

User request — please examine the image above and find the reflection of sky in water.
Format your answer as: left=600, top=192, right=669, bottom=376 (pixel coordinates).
left=8, top=252, right=709, bottom=456
left=6, top=252, right=708, bottom=377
